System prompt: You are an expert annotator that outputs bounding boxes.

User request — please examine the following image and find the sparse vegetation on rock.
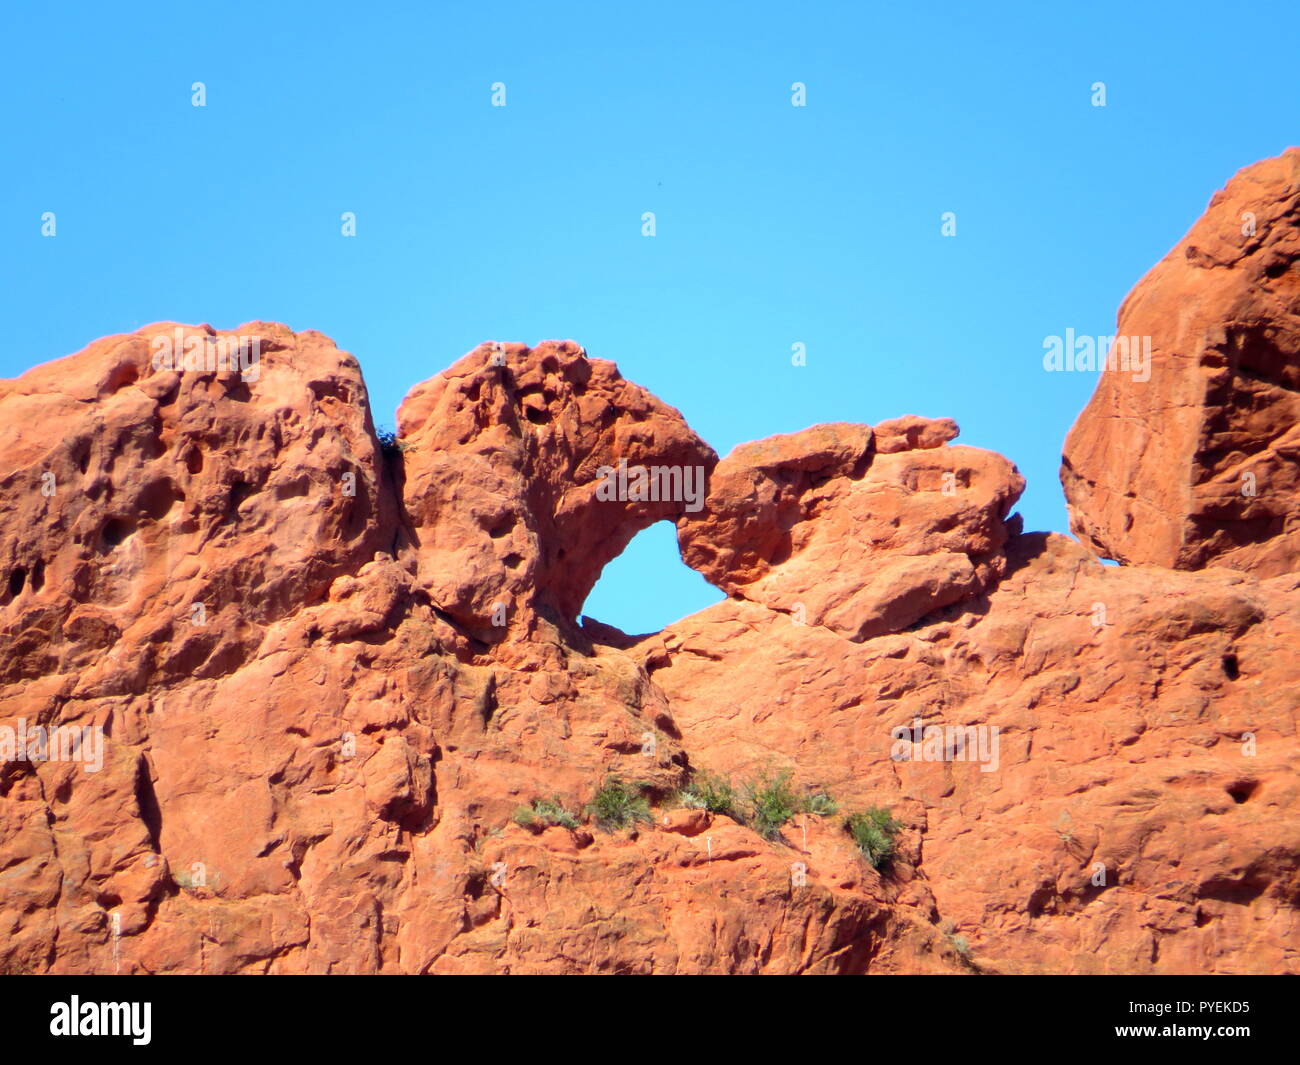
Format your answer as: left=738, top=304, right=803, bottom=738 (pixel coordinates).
left=513, top=797, right=581, bottom=831
left=675, top=771, right=742, bottom=819
left=586, top=777, right=653, bottom=832
left=845, top=807, right=902, bottom=871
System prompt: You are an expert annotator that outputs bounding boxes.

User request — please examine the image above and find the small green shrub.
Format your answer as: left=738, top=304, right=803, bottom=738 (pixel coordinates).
left=676, top=771, right=742, bottom=820
left=800, top=790, right=839, bottom=817
left=950, top=934, right=972, bottom=960
left=376, top=427, right=406, bottom=459
left=512, top=796, right=580, bottom=830
left=744, top=769, right=800, bottom=840
left=586, top=777, right=652, bottom=832
left=845, top=806, right=903, bottom=870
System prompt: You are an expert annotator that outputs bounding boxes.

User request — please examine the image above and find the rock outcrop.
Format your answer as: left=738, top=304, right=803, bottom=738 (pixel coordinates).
left=2, top=153, right=1298, bottom=975
left=678, top=419, right=1024, bottom=641
left=647, top=539, right=1300, bottom=974
left=1062, top=149, right=1300, bottom=576
left=397, top=340, right=716, bottom=642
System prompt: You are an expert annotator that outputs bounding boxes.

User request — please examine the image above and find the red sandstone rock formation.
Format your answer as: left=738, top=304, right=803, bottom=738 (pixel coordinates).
left=1062, top=149, right=1300, bottom=576
left=2, top=155, right=1298, bottom=975
left=677, top=419, right=1024, bottom=641
left=397, top=340, right=716, bottom=642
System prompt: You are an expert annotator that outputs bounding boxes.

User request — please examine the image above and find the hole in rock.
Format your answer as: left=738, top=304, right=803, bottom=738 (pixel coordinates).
left=1226, top=780, right=1257, bottom=804
left=1221, top=653, right=1240, bottom=680
left=105, top=362, right=139, bottom=393
left=101, top=518, right=130, bottom=547
left=228, top=479, right=255, bottom=515
left=580, top=520, right=723, bottom=636
left=139, top=478, right=183, bottom=521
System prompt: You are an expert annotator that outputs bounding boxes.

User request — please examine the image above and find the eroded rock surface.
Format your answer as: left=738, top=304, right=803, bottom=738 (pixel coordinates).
left=678, top=419, right=1024, bottom=641
left=644, top=537, right=1300, bottom=974
left=3, top=157, right=1299, bottom=974
left=1062, top=149, right=1300, bottom=576
left=397, top=340, right=716, bottom=642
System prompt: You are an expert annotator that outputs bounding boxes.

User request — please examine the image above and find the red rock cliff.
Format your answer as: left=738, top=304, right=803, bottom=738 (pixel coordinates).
left=2, top=157, right=1298, bottom=975
left=1062, top=149, right=1300, bottom=576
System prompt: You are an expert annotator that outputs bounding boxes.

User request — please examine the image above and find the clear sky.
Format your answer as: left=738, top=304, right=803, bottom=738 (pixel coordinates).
left=4, top=1, right=1297, bottom=633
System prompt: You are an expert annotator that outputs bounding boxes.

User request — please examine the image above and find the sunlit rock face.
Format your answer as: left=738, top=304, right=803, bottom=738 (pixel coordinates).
left=2, top=158, right=1299, bottom=974
left=1062, top=149, right=1300, bottom=578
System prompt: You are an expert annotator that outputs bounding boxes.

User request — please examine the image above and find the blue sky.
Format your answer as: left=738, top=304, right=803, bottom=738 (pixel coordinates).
left=3, top=1, right=1297, bottom=632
